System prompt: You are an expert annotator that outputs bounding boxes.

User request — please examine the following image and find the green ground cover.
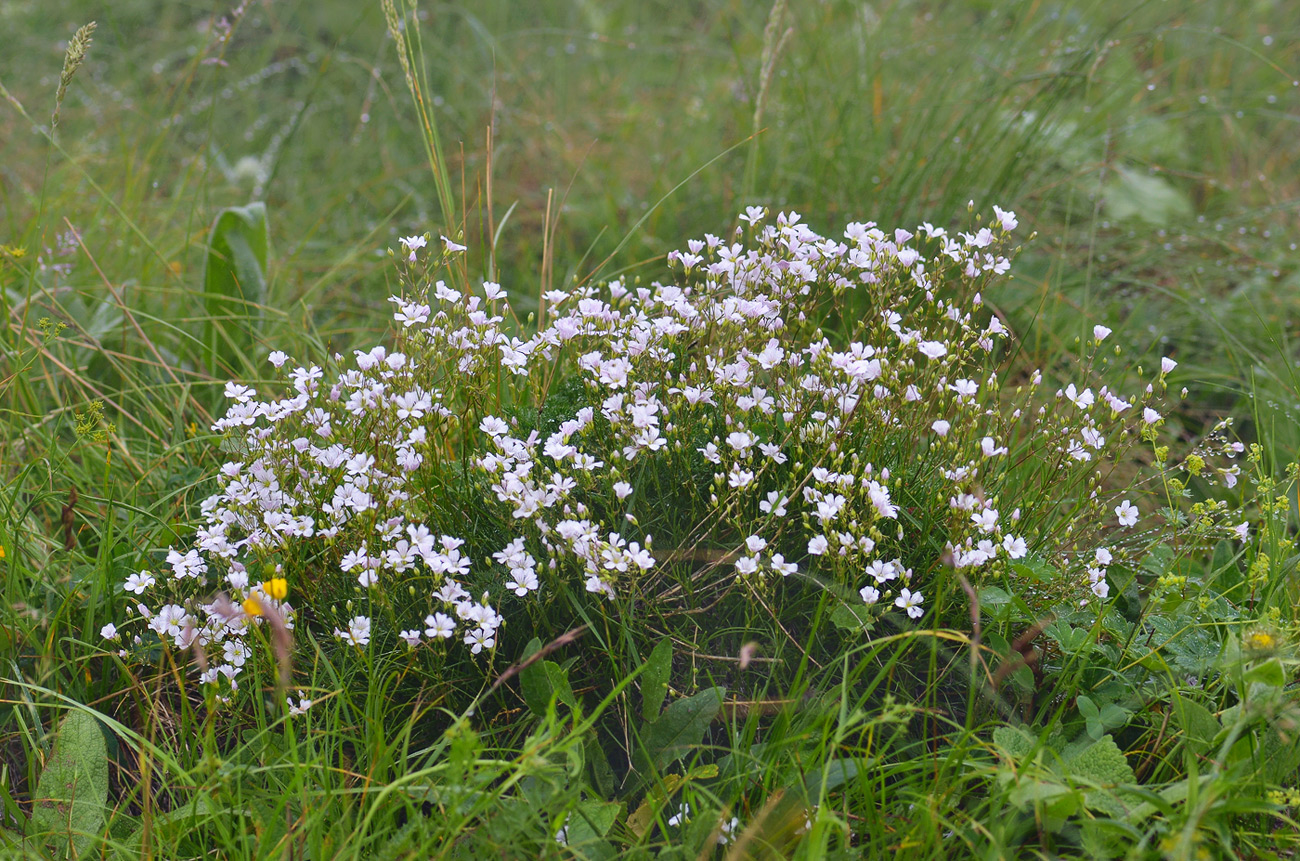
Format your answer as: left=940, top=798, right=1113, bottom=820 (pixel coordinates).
left=1, top=0, right=1299, bottom=857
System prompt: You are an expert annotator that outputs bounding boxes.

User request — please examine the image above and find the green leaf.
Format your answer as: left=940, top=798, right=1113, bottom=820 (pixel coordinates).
left=519, top=639, right=578, bottom=716
left=1104, top=165, right=1193, bottom=227
left=1063, top=735, right=1135, bottom=787
left=626, top=773, right=684, bottom=837
left=563, top=799, right=622, bottom=846
left=977, top=585, right=1012, bottom=606
left=545, top=662, right=579, bottom=711
left=1172, top=698, right=1220, bottom=757
left=1046, top=621, right=1091, bottom=655
left=203, top=202, right=269, bottom=375
left=641, top=639, right=673, bottom=723
left=992, top=725, right=1038, bottom=759
left=640, top=686, right=725, bottom=772
left=32, top=710, right=109, bottom=857
left=1010, top=555, right=1056, bottom=583
left=805, top=758, right=861, bottom=799
left=1244, top=658, right=1285, bottom=688
left=585, top=736, right=616, bottom=799
left=829, top=601, right=874, bottom=633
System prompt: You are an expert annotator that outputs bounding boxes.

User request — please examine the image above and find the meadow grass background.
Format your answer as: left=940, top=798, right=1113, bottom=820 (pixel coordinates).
left=2, top=0, right=1300, bottom=857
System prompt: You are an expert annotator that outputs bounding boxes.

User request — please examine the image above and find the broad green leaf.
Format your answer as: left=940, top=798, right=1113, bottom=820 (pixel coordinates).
left=829, top=601, right=874, bottom=633
left=806, top=758, right=861, bottom=799
left=1172, top=698, right=1220, bottom=757
left=585, top=736, right=615, bottom=799
left=203, top=202, right=269, bottom=375
left=1139, top=544, right=1175, bottom=578
left=641, top=639, right=673, bottom=723
left=32, top=710, right=109, bottom=858
left=1259, top=728, right=1300, bottom=786
left=562, top=799, right=623, bottom=846
left=545, top=662, right=579, bottom=711
left=1104, top=166, right=1193, bottom=227
left=977, top=585, right=1012, bottom=606
left=519, top=638, right=548, bottom=716
left=1046, top=621, right=1090, bottom=654
left=1008, top=778, right=1077, bottom=814
left=626, top=773, right=684, bottom=837
left=641, top=686, right=725, bottom=772
left=1063, top=735, right=1135, bottom=787
left=1244, top=658, right=1285, bottom=688
left=992, top=725, right=1037, bottom=759
left=1010, top=555, right=1056, bottom=583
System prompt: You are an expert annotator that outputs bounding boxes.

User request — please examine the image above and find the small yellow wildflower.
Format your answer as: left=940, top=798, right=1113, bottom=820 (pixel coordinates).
left=242, top=597, right=263, bottom=617
left=262, top=578, right=288, bottom=600
left=1245, top=630, right=1277, bottom=652
left=0, top=544, right=6, bottom=559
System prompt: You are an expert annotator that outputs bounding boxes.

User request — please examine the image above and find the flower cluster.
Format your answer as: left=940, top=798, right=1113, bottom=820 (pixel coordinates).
left=101, top=205, right=1233, bottom=700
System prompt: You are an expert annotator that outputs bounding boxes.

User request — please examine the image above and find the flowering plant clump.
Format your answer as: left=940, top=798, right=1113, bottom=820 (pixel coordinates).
left=101, top=206, right=1250, bottom=703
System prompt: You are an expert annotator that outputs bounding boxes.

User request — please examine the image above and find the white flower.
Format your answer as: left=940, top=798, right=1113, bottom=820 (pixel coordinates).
left=980, top=437, right=1007, bottom=457
left=931, top=420, right=951, bottom=437
left=950, top=379, right=978, bottom=398
left=894, top=588, right=924, bottom=619
left=399, top=629, right=422, bottom=647
left=992, top=205, right=1018, bottom=231
left=1143, top=407, right=1161, bottom=425
left=1160, top=357, right=1177, bottom=374
left=424, top=612, right=456, bottom=639
left=479, top=415, right=509, bottom=436
left=124, top=571, right=156, bottom=595
left=718, top=816, right=741, bottom=845
left=100, top=623, right=118, bottom=640
left=745, top=535, right=767, bottom=553
left=1234, top=522, right=1250, bottom=541
left=267, top=350, right=289, bottom=368
left=667, top=804, right=691, bottom=827
left=970, top=509, right=999, bottom=533
left=335, top=616, right=371, bottom=647
left=288, top=698, right=313, bottom=716
left=441, top=235, right=467, bottom=253
left=918, top=340, right=947, bottom=359
left=808, top=535, right=829, bottom=556
left=760, top=492, right=788, bottom=517
left=771, top=554, right=797, bottom=576
left=860, top=585, right=880, bottom=605
left=1115, top=500, right=1138, bottom=527
left=1002, top=535, right=1027, bottom=559
left=1095, top=547, right=1113, bottom=566
left=506, top=568, right=539, bottom=596
left=1093, top=325, right=1112, bottom=342
left=398, top=234, right=427, bottom=262
left=465, top=626, right=496, bottom=654
left=727, top=466, right=755, bottom=489
left=1064, top=384, right=1094, bottom=410
left=614, top=481, right=633, bottom=500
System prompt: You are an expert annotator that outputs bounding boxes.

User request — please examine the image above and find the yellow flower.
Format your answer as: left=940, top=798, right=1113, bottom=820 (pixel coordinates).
left=1246, top=630, right=1277, bottom=652
left=262, top=578, right=288, bottom=600
left=0, top=544, right=6, bottom=559
left=242, top=597, right=263, bottom=617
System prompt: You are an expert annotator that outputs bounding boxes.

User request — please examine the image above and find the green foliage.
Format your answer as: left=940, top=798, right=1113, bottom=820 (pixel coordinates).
left=202, top=202, right=269, bottom=377
left=3, top=0, right=1300, bottom=857
left=635, top=686, right=725, bottom=774
left=30, top=710, right=109, bottom=858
